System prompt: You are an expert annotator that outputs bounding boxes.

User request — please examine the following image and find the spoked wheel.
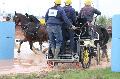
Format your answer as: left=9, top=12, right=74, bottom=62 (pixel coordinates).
left=81, top=47, right=91, bottom=69
left=96, top=43, right=101, bottom=65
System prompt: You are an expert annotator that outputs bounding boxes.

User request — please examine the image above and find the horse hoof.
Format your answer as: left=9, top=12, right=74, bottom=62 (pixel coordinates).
left=17, top=51, right=20, bottom=53
left=42, top=51, right=46, bottom=54
left=34, top=52, right=38, bottom=55
left=35, top=48, right=40, bottom=51
left=107, top=59, right=110, bottom=62
left=42, top=48, right=48, bottom=54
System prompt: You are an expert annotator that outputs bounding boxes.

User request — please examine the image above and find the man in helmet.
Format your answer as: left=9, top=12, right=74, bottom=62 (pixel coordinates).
left=45, top=0, right=75, bottom=59
left=78, top=0, right=101, bottom=38
left=61, top=0, right=77, bottom=53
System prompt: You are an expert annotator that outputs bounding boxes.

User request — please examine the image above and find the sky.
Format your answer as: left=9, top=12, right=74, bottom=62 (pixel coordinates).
left=0, top=0, right=120, bottom=18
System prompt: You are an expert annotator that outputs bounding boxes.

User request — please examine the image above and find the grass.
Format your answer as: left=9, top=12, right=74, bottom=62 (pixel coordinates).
left=0, top=68, right=120, bottom=79
left=44, top=68, right=120, bottom=79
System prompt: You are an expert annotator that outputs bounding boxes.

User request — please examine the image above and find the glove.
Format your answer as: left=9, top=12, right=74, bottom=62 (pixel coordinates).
left=71, top=25, right=77, bottom=30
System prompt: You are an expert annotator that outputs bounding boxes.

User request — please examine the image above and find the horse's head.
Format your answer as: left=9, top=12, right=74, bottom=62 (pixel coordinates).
left=13, top=11, right=30, bottom=27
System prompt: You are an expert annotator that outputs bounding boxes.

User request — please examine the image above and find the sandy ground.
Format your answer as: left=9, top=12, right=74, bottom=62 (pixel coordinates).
left=0, top=28, right=111, bottom=74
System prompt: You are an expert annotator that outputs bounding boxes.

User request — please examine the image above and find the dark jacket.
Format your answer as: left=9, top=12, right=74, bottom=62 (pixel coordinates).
left=45, top=5, right=72, bottom=27
left=63, top=6, right=76, bottom=26
left=79, top=6, right=101, bottom=22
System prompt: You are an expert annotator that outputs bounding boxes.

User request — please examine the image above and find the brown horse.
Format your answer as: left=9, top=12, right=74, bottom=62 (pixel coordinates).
left=13, top=12, right=48, bottom=54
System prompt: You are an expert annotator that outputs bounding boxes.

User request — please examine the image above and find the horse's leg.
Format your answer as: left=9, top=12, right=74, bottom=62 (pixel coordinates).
left=104, top=50, right=110, bottom=62
left=38, top=41, right=48, bottom=54
left=29, top=42, right=38, bottom=54
left=101, top=48, right=110, bottom=62
left=42, top=48, right=48, bottom=54
left=17, top=40, right=24, bottom=53
left=101, top=51, right=105, bottom=58
left=39, top=42, right=42, bottom=52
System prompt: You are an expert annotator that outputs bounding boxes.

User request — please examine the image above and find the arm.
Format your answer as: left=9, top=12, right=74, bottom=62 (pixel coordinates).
left=78, top=9, right=82, bottom=18
left=71, top=8, right=76, bottom=26
left=45, top=10, right=49, bottom=22
left=93, top=8, right=101, bottom=15
left=61, top=9, right=72, bottom=27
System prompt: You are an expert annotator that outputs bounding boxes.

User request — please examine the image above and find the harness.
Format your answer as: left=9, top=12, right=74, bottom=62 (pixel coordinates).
left=22, top=22, right=40, bottom=37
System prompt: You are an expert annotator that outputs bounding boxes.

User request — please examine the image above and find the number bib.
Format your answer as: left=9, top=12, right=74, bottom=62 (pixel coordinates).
left=48, top=9, right=58, bottom=17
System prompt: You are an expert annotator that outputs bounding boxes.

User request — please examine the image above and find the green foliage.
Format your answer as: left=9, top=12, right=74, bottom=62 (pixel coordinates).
left=0, top=68, right=120, bottom=79
left=96, top=16, right=112, bottom=28
left=107, top=18, right=112, bottom=27
left=44, top=68, right=120, bottom=79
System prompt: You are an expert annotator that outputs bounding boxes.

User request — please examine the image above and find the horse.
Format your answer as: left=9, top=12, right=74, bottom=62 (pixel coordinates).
left=13, top=12, right=48, bottom=54
left=75, top=17, right=109, bottom=47
left=75, top=17, right=110, bottom=62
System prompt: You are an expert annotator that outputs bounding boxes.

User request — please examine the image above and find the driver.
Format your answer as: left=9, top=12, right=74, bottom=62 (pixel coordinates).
left=78, top=0, right=101, bottom=38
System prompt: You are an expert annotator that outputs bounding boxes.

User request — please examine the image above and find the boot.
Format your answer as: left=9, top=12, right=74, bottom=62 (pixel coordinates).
left=51, top=48, right=55, bottom=58
left=54, top=47, right=60, bottom=59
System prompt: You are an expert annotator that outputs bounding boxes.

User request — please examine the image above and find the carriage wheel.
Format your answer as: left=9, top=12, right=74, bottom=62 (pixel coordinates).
left=96, top=43, right=101, bottom=65
left=47, top=60, right=54, bottom=68
left=81, top=48, right=91, bottom=68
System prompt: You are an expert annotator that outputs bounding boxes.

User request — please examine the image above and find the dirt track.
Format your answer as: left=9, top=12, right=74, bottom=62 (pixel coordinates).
left=0, top=27, right=111, bottom=74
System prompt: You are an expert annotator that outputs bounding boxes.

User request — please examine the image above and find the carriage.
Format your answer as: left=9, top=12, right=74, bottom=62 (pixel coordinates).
left=46, top=17, right=109, bottom=68
left=14, top=12, right=109, bottom=69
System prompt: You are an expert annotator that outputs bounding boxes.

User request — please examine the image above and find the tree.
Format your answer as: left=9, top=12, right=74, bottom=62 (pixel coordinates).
left=96, top=15, right=112, bottom=28
left=107, top=18, right=112, bottom=27
left=96, top=15, right=112, bottom=40
left=96, top=15, right=108, bottom=28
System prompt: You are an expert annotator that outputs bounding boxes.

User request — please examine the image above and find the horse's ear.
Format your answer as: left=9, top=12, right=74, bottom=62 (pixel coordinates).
left=25, top=13, right=28, bottom=17
left=15, top=11, right=17, bottom=15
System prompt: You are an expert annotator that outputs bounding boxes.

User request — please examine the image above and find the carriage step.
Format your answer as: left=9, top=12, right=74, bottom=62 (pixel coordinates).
left=58, top=54, right=72, bottom=56
left=47, top=54, right=73, bottom=59
left=47, top=59, right=79, bottom=63
left=58, top=54, right=72, bottom=59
